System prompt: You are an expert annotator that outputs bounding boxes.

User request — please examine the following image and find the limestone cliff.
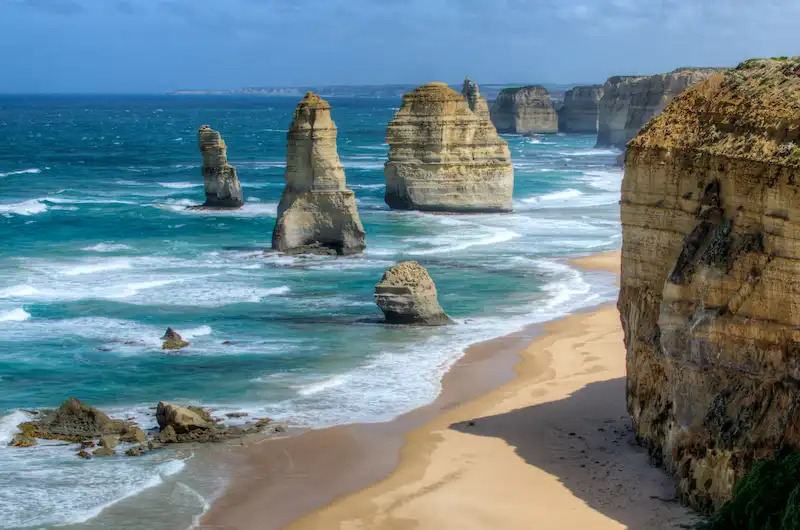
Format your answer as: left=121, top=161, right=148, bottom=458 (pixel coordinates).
left=272, top=93, right=366, bottom=255
left=558, top=85, right=604, bottom=133
left=597, top=68, right=719, bottom=149
left=618, top=57, right=800, bottom=513
left=198, top=125, right=244, bottom=208
left=490, top=86, right=558, bottom=134
left=385, top=83, right=514, bottom=213
left=375, top=261, right=451, bottom=325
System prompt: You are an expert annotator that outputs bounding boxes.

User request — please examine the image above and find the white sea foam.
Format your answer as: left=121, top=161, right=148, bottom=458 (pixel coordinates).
left=0, top=410, right=33, bottom=444
left=155, top=200, right=278, bottom=217
left=60, top=258, right=133, bottom=276
left=0, top=168, right=42, bottom=177
left=182, top=325, right=213, bottom=339
left=0, top=308, right=31, bottom=322
left=0, top=199, right=48, bottom=216
left=0, top=285, right=41, bottom=298
left=580, top=169, right=623, bottom=192
left=82, top=243, right=134, bottom=253
left=158, top=182, right=202, bottom=189
left=558, top=148, right=620, bottom=157
left=349, top=183, right=385, bottom=189
left=294, top=374, right=351, bottom=396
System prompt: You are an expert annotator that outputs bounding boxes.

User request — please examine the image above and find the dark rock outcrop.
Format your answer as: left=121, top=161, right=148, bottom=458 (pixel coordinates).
left=20, top=398, right=126, bottom=441
left=375, top=261, right=452, bottom=326
left=558, top=85, right=604, bottom=133
left=490, top=86, right=558, bottom=134
left=162, top=328, right=189, bottom=350
left=198, top=125, right=244, bottom=208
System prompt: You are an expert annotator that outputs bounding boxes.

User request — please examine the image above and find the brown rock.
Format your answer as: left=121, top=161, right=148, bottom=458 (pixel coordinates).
left=375, top=261, right=452, bottom=326
left=99, top=435, right=118, bottom=449
left=77, top=450, right=92, bottom=459
left=21, top=398, right=125, bottom=441
left=161, top=328, right=190, bottom=350
left=119, top=426, right=147, bottom=444
left=9, top=434, right=37, bottom=448
left=125, top=446, right=143, bottom=457
left=155, top=402, right=210, bottom=434
left=157, top=424, right=178, bottom=444
left=92, top=447, right=115, bottom=457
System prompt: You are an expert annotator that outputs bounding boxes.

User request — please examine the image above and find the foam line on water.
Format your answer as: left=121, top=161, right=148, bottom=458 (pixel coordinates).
left=0, top=308, right=31, bottom=322
left=0, top=168, right=42, bottom=177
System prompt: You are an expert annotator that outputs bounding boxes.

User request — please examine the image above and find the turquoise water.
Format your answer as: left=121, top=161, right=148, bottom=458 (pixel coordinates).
left=0, top=95, right=621, bottom=529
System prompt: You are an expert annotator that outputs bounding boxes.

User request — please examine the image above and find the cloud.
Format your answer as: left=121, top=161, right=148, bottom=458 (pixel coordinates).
left=16, top=0, right=84, bottom=15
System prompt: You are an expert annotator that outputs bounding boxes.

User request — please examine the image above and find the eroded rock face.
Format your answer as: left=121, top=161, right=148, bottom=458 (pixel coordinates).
left=198, top=125, right=244, bottom=208
left=490, top=86, right=558, bottom=134
left=558, top=85, right=604, bottom=133
left=461, top=77, right=491, bottom=121
left=272, top=93, right=366, bottom=255
left=385, top=83, right=514, bottom=213
left=597, top=68, right=719, bottom=149
left=375, top=261, right=451, bottom=325
left=156, top=402, right=211, bottom=434
left=618, top=57, right=800, bottom=513
left=24, top=398, right=126, bottom=440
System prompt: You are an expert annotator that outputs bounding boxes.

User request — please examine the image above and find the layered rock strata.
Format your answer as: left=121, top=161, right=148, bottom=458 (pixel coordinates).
left=558, top=85, right=604, bottom=133
left=597, top=68, right=719, bottom=149
left=618, top=57, right=800, bottom=512
left=490, top=86, right=558, bottom=134
left=197, top=125, right=244, bottom=208
left=385, top=83, right=514, bottom=213
left=272, top=93, right=366, bottom=255
left=375, top=261, right=451, bottom=325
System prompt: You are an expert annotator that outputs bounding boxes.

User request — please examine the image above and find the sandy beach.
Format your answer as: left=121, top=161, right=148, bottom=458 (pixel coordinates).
left=201, top=250, right=695, bottom=530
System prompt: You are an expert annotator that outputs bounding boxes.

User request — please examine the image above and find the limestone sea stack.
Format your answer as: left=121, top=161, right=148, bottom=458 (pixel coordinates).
left=596, top=68, right=720, bottom=149
left=197, top=125, right=244, bottom=208
left=272, top=93, right=366, bottom=255
left=618, top=57, right=800, bottom=512
left=490, top=86, right=558, bottom=134
left=375, top=261, right=451, bottom=326
left=460, top=77, right=491, bottom=121
left=384, top=83, right=514, bottom=213
left=558, top=85, right=604, bottom=133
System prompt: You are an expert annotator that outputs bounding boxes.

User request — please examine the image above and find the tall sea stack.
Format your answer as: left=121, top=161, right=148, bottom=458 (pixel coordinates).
left=558, top=85, right=604, bottom=133
left=618, top=57, right=800, bottom=512
left=460, top=77, right=491, bottom=121
left=596, top=68, right=720, bottom=149
left=272, top=93, right=366, bottom=255
left=384, top=82, right=514, bottom=213
left=198, top=125, right=244, bottom=208
left=490, top=86, right=558, bottom=134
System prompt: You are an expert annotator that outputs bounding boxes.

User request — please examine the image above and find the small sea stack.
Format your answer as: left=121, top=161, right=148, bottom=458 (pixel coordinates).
left=271, top=93, right=366, bottom=255
left=460, top=77, right=491, bottom=121
left=375, top=261, right=452, bottom=326
left=197, top=125, right=244, bottom=208
left=490, top=86, right=559, bottom=134
left=384, top=82, right=514, bottom=213
left=558, top=85, right=604, bottom=133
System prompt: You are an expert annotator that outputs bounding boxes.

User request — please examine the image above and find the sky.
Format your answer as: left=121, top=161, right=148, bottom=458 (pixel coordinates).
left=1, top=0, right=799, bottom=93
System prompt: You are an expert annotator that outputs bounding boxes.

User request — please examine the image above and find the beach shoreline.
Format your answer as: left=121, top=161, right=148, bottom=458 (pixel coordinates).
left=200, top=249, right=693, bottom=530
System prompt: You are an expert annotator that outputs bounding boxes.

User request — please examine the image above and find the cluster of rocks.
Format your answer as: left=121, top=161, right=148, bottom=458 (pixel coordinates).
left=8, top=398, right=282, bottom=459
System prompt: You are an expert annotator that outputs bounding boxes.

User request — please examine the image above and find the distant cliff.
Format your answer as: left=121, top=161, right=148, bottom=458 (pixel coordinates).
left=597, top=68, right=720, bottom=149
left=490, top=86, right=558, bottom=134
left=558, top=85, right=603, bottom=133
left=618, top=57, right=800, bottom=512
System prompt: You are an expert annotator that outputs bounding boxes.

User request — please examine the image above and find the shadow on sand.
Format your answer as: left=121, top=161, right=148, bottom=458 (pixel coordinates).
left=451, top=378, right=698, bottom=530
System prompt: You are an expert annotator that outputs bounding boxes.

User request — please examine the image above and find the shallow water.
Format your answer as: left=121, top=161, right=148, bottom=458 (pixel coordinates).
left=0, top=95, right=621, bottom=529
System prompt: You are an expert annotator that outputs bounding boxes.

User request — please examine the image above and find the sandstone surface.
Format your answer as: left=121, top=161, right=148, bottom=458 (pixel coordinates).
left=197, top=125, right=243, bottom=208
left=272, top=93, right=366, bottom=255
left=385, top=83, right=514, bottom=213
left=597, top=68, right=719, bottom=149
left=558, top=85, right=604, bottom=133
left=375, top=261, right=451, bottom=325
left=490, top=86, right=558, bottom=134
left=618, top=57, right=800, bottom=512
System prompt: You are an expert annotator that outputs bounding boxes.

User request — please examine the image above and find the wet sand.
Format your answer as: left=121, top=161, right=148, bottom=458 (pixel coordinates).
left=200, top=250, right=695, bottom=530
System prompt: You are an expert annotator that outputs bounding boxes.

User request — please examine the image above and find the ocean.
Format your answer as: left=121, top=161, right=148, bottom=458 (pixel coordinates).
left=0, top=95, right=621, bottom=529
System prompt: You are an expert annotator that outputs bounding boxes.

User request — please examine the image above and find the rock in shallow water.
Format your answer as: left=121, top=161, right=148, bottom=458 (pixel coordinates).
left=272, top=92, right=366, bottom=255
left=9, top=434, right=36, bottom=448
left=161, top=327, right=190, bottom=350
left=156, top=402, right=211, bottom=434
left=375, top=261, right=452, bottom=326
left=21, top=397, right=126, bottom=441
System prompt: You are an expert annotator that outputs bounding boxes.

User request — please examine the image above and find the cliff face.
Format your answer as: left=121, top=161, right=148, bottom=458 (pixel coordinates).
left=384, top=83, right=514, bottom=213
left=618, top=58, right=800, bottom=512
left=461, top=77, right=491, bottom=122
left=272, top=93, right=366, bottom=255
left=198, top=126, right=244, bottom=208
left=597, top=69, right=719, bottom=149
left=490, top=86, right=558, bottom=134
left=558, top=85, right=604, bottom=133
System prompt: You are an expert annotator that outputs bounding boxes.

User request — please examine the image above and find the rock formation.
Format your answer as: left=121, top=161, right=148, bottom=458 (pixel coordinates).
left=272, top=92, right=366, bottom=255
left=197, top=125, right=244, bottom=208
left=490, top=86, right=558, bottom=134
left=162, top=327, right=189, bottom=350
left=558, top=85, right=604, bottom=133
left=596, top=68, right=720, bottom=149
left=618, top=57, right=800, bottom=512
left=384, top=83, right=514, bottom=213
left=461, top=77, right=491, bottom=121
left=375, top=261, right=452, bottom=325
left=156, top=402, right=211, bottom=433
left=20, top=398, right=127, bottom=440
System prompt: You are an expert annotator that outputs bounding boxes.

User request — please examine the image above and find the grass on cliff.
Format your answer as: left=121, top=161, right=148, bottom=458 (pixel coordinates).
left=698, top=452, right=800, bottom=530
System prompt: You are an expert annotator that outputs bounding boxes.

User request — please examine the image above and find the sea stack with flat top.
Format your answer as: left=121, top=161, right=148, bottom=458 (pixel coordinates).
left=375, top=261, right=452, bottom=326
left=197, top=125, right=244, bottom=208
left=272, top=92, right=366, bottom=255
left=385, top=82, right=514, bottom=213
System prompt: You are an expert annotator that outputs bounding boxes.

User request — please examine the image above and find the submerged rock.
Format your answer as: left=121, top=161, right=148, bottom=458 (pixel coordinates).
left=197, top=125, right=244, bottom=208
left=161, top=328, right=190, bottom=350
left=77, top=450, right=92, bottom=460
left=618, top=57, right=800, bottom=512
left=490, top=86, right=558, bottom=134
left=558, top=85, right=604, bottom=133
left=385, top=83, right=514, bottom=213
left=272, top=92, right=366, bottom=255
left=375, top=261, right=452, bottom=326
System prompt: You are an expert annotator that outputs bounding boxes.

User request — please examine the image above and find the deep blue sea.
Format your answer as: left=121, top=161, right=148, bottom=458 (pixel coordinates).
left=0, top=95, right=621, bottom=529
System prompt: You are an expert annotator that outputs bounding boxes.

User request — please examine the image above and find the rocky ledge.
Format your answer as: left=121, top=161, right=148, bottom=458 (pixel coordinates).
left=618, top=57, right=800, bottom=512
left=375, top=261, right=452, bottom=325
left=272, top=92, right=366, bottom=255
left=490, top=86, right=559, bottom=134
left=196, top=125, right=244, bottom=208
left=385, top=82, right=514, bottom=213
